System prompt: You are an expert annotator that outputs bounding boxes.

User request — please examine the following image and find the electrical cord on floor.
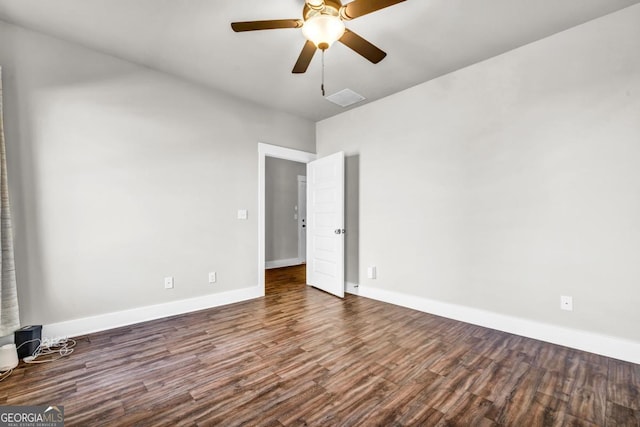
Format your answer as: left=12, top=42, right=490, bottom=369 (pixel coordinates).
left=0, top=369, right=12, bottom=382
left=17, top=337, right=76, bottom=364
left=0, top=337, right=76, bottom=381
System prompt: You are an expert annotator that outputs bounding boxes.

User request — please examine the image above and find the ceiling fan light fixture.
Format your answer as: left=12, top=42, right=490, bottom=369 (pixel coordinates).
left=302, top=14, right=345, bottom=50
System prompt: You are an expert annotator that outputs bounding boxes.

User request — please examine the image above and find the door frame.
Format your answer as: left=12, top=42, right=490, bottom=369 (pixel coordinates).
left=258, top=142, right=316, bottom=296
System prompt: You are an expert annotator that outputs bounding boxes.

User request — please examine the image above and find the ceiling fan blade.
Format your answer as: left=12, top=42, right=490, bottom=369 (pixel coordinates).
left=339, top=29, right=386, bottom=64
left=231, top=19, right=303, bottom=32
left=341, top=0, right=406, bottom=20
left=292, top=40, right=317, bottom=74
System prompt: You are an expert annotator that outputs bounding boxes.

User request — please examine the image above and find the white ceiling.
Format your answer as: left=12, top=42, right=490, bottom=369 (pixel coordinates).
left=0, top=0, right=638, bottom=121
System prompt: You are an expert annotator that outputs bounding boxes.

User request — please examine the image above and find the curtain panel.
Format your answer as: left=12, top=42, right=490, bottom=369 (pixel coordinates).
left=0, top=67, right=20, bottom=336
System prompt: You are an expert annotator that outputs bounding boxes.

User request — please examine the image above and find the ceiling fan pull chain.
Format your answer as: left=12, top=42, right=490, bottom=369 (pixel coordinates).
left=321, top=49, right=326, bottom=97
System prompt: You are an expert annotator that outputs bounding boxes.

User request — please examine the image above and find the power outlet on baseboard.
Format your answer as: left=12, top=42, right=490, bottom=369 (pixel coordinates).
left=367, top=266, right=377, bottom=279
left=209, top=272, right=217, bottom=284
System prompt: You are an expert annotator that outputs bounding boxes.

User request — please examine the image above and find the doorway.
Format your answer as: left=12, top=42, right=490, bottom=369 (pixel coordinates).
left=264, top=171, right=307, bottom=295
left=297, top=175, right=307, bottom=264
left=258, top=143, right=316, bottom=297
left=265, top=157, right=306, bottom=270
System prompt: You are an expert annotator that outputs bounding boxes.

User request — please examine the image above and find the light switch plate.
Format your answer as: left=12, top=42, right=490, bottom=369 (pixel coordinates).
left=237, top=209, right=248, bottom=220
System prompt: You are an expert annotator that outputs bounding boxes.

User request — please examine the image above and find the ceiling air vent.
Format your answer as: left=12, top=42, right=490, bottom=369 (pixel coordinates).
left=325, top=88, right=365, bottom=108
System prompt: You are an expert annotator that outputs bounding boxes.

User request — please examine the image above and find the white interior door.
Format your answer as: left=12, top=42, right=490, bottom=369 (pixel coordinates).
left=306, top=151, right=345, bottom=298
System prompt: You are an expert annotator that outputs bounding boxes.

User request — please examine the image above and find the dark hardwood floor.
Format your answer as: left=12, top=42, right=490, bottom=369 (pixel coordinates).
left=1, top=264, right=638, bottom=426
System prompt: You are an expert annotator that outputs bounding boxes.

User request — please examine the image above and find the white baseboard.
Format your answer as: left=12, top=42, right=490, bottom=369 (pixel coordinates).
left=358, top=285, right=640, bottom=365
left=265, top=258, right=302, bottom=269
left=346, top=282, right=359, bottom=295
left=43, top=286, right=261, bottom=339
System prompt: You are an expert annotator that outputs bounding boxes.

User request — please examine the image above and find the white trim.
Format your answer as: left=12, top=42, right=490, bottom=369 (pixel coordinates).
left=258, top=143, right=316, bottom=296
left=43, top=287, right=261, bottom=339
left=265, top=258, right=302, bottom=269
left=357, top=285, right=640, bottom=365
left=346, top=282, right=359, bottom=295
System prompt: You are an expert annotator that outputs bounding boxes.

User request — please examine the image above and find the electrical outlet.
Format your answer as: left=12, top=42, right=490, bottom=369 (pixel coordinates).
left=367, top=266, right=377, bottom=279
left=209, top=272, right=217, bottom=284
left=164, top=276, right=174, bottom=289
left=560, top=295, right=573, bottom=311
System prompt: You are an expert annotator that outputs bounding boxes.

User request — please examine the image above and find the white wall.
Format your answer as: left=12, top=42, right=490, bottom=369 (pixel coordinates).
left=0, top=21, right=315, bottom=330
left=317, top=4, right=640, bottom=347
left=344, top=155, right=359, bottom=286
left=265, top=157, right=305, bottom=265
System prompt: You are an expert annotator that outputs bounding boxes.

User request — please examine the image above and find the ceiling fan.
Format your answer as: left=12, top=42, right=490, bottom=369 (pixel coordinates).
left=231, top=0, right=406, bottom=74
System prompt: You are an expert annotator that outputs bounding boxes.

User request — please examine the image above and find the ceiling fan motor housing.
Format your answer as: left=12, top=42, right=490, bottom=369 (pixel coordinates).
left=303, top=0, right=343, bottom=21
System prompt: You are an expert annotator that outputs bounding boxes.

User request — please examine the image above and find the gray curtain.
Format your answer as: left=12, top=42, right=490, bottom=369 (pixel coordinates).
left=0, top=67, right=20, bottom=336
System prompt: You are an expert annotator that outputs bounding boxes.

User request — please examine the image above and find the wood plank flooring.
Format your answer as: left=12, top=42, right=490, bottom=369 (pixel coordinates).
left=1, top=264, right=638, bottom=426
